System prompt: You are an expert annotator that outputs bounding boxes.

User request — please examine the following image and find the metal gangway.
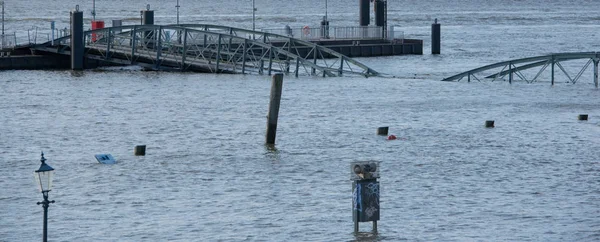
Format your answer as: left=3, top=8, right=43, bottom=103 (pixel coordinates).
left=33, top=24, right=379, bottom=77
left=442, top=52, right=600, bottom=87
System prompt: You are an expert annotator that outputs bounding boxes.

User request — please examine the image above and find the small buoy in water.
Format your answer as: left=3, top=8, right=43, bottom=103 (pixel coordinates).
left=387, top=135, right=397, bottom=140
left=485, top=120, right=495, bottom=128
left=578, top=114, right=588, bottom=121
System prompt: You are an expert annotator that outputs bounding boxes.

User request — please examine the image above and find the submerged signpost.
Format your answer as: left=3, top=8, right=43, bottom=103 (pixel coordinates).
left=351, top=161, right=380, bottom=233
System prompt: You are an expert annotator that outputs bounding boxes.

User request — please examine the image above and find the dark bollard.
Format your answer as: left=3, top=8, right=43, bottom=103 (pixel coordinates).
left=359, top=0, right=370, bottom=26
left=485, top=120, right=495, bottom=128
left=70, top=5, right=84, bottom=70
left=377, top=127, right=389, bottom=136
left=141, top=5, right=154, bottom=48
left=134, top=145, right=146, bottom=156
left=351, top=162, right=380, bottom=234
left=431, top=19, right=441, bottom=55
left=266, top=74, right=284, bottom=145
left=578, top=114, right=588, bottom=121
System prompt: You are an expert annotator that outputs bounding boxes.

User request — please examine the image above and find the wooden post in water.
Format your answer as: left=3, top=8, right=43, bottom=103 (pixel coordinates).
left=266, top=74, right=284, bottom=145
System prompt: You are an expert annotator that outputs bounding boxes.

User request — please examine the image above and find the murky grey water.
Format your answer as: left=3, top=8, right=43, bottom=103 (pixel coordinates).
left=1, top=0, right=600, bottom=241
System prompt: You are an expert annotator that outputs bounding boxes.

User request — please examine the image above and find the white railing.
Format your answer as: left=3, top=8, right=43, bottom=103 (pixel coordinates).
left=262, top=26, right=385, bottom=41
left=1, top=33, right=16, bottom=49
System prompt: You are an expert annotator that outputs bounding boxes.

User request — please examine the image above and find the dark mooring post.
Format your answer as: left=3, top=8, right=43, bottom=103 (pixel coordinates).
left=141, top=5, right=154, bottom=48
left=431, top=18, right=441, bottom=55
left=70, top=6, right=84, bottom=70
left=359, top=0, right=370, bottom=26
left=266, top=74, right=284, bottom=145
left=351, top=162, right=380, bottom=234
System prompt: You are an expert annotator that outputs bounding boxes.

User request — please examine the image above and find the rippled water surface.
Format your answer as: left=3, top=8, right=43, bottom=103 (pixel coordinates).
left=1, top=0, right=600, bottom=241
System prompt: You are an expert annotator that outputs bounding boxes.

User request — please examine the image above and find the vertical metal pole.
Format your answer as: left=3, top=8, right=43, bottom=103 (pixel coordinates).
left=325, top=0, right=328, bottom=20
left=176, top=0, right=180, bottom=25
left=155, top=27, right=162, bottom=69
left=509, top=63, right=513, bottom=84
left=295, top=58, right=299, bottom=77
left=252, top=0, right=256, bottom=32
left=338, top=56, right=344, bottom=76
left=181, top=29, right=187, bottom=69
left=266, top=73, right=283, bottom=145
left=268, top=47, right=273, bottom=75
left=42, top=197, right=48, bottom=242
left=468, top=73, right=471, bottom=82
left=106, top=29, right=111, bottom=59
left=131, top=26, right=137, bottom=65
left=2, top=1, right=6, bottom=49
left=551, top=57, right=555, bottom=86
left=215, top=34, right=222, bottom=72
left=242, top=38, right=247, bottom=74
left=92, top=0, right=96, bottom=21
left=594, top=59, right=598, bottom=88
left=312, top=48, right=317, bottom=75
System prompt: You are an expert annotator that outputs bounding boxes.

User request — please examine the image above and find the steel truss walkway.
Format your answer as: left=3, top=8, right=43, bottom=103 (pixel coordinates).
left=442, top=52, right=600, bottom=87
left=33, top=24, right=379, bottom=77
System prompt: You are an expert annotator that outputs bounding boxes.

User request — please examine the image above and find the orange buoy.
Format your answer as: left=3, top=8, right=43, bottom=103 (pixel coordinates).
left=387, top=135, right=397, bottom=140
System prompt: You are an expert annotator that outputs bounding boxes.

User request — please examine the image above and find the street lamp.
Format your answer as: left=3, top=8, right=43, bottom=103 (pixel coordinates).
left=34, top=152, right=55, bottom=242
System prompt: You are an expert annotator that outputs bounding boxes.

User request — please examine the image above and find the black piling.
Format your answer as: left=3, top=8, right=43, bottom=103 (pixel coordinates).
left=578, top=114, right=588, bottom=121
left=485, top=120, right=495, bottom=128
left=266, top=74, right=284, bottom=145
left=431, top=19, right=441, bottom=55
left=141, top=6, right=154, bottom=48
left=70, top=6, right=84, bottom=70
left=359, top=0, right=370, bottom=26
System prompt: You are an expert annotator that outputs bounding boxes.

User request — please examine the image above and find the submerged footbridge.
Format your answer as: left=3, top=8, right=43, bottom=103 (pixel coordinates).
left=442, top=52, right=600, bottom=87
left=33, top=24, right=379, bottom=77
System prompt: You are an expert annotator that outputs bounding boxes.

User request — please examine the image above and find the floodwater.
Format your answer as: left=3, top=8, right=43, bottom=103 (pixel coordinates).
left=1, top=0, right=600, bottom=241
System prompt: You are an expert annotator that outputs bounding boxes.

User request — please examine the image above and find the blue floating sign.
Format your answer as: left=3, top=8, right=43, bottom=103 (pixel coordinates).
left=95, top=154, right=116, bottom=164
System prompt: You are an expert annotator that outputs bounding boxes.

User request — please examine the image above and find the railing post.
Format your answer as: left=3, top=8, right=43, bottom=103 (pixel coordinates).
left=268, top=47, right=274, bottom=75
left=594, top=58, right=598, bottom=88
left=155, top=26, right=162, bottom=69
left=131, top=26, right=137, bottom=65
left=216, top=34, right=222, bottom=73
left=551, top=56, right=555, bottom=86
left=295, top=58, right=299, bottom=77
left=105, top=29, right=111, bottom=60
left=338, top=56, right=344, bottom=76
left=312, top=47, right=317, bottom=75
left=242, top=38, right=247, bottom=74
left=181, top=28, right=187, bottom=70
left=509, top=63, right=513, bottom=84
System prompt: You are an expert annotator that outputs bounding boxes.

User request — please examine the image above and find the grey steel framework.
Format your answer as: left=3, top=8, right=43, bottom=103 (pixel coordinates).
left=34, top=24, right=379, bottom=77
left=442, top=52, right=600, bottom=87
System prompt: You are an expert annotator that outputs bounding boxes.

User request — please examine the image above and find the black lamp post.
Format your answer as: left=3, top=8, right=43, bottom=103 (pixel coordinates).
left=34, top=152, right=55, bottom=242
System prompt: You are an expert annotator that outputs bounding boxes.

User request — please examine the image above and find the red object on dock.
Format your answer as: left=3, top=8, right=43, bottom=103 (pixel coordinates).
left=387, top=135, right=397, bottom=140
left=91, top=20, right=105, bottom=42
